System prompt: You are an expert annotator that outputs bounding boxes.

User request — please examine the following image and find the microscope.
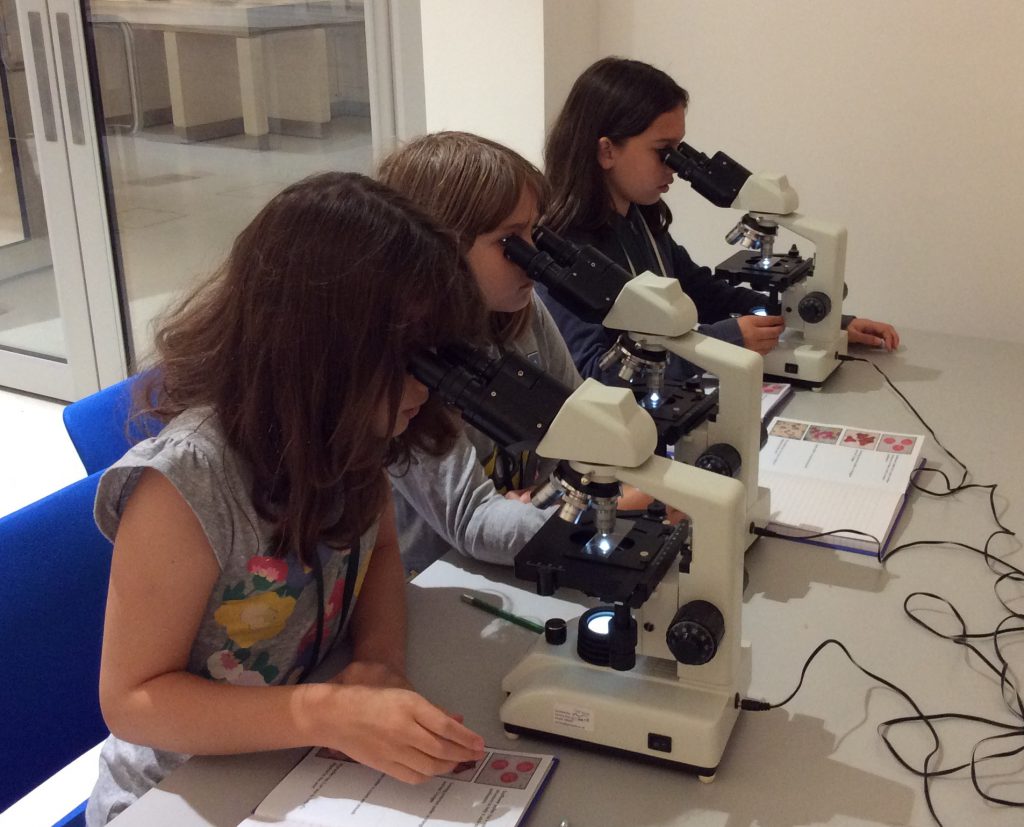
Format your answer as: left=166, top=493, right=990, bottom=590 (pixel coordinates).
left=412, top=249, right=764, bottom=777
left=502, top=228, right=769, bottom=533
left=662, top=142, right=849, bottom=387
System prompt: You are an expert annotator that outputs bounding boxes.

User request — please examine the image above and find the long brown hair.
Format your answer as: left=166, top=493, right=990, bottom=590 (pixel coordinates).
left=378, top=131, right=549, bottom=344
left=544, top=57, right=689, bottom=235
left=136, top=172, right=484, bottom=562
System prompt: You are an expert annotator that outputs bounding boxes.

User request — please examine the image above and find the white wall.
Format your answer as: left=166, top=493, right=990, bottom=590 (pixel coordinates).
left=543, top=0, right=601, bottom=130
left=590, top=0, right=1024, bottom=344
left=390, top=0, right=427, bottom=140
left=418, top=0, right=548, bottom=164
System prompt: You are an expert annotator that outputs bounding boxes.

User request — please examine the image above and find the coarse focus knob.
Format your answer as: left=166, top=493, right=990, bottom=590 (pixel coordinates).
left=666, top=600, right=725, bottom=665
left=695, top=443, right=741, bottom=477
left=798, top=291, right=831, bottom=324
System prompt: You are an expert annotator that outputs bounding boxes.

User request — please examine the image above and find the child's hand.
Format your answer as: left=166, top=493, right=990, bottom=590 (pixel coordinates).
left=316, top=685, right=486, bottom=784
left=504, top=488, right=533, bottom=504
left=846, top=318, right=900, bottom=351
left=737, top=314, right=785, bottom=355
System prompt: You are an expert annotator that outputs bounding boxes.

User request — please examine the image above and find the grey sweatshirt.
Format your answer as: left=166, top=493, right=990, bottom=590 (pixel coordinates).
left=390, top=297, right=582, bottom=574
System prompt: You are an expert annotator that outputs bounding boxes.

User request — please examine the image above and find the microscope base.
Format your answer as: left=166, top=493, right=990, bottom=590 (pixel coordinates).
left=500, top=627, right=750, bottom=775
left=762, top=330, right=847, bottom=388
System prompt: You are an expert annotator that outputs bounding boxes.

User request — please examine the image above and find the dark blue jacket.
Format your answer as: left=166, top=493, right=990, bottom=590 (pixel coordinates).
left=536, top=205, right=765, bottom=383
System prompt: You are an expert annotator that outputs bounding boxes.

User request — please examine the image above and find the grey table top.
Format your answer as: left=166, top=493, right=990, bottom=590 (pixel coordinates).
left=112, top=329, right=1024, bottom=826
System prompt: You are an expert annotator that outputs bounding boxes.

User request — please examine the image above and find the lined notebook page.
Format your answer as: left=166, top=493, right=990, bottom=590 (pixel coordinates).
left=759, top=418, right=924, bottom=546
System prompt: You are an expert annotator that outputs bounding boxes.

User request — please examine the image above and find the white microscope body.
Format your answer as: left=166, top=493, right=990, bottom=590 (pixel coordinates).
left=603, top=272, right=769, bottom=531
left=499, top=279, right=760, bottom=777
left=732, top=172, right=849, bottom=386
left=666, top=143, right=849, bottom=387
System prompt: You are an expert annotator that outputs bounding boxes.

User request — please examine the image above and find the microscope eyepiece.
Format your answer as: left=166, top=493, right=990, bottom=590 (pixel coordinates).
left=504, top=227, right=629, bottom=325
left=531, top=225, right=580, bottom=266
left=662, top=141, right=751, bottom=209
left=501, top=234, right=540, bottom=270
left=660, top=145, right=694, bottom=179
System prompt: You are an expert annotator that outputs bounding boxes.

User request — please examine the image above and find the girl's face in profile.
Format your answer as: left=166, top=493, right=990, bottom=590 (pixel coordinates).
left=598, top=104, right=686, bottom=215
left=373, top=373, right=429, bottom=439
left=464, top=187, right=539, bottom=314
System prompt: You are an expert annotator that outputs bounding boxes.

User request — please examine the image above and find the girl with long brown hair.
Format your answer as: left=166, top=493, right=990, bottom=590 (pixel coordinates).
left=541, top=57, right=897, bottom=383
left=87, top=172, right=486, bottom=825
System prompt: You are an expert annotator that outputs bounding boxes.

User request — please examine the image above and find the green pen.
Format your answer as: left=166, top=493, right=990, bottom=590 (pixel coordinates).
left=460, top=593, right=544, bottom=634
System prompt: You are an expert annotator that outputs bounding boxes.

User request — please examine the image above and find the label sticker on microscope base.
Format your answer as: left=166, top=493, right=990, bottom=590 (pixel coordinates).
left=553, top=704, right=595, bottom=731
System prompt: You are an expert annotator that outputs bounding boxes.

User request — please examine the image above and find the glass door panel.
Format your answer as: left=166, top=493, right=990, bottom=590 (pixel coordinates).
left=0, top=0, right=89, bottom=397
left=0, top=0, right=63, bottom=361
left=83, top=0, right=384, bottom=363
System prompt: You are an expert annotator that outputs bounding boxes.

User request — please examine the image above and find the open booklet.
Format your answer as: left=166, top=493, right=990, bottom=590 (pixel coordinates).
left=759, top=417, right=925, bottom=556
left=697, top=376, right=792, bottom=422
left=760, top=381, right=793, bottom=422
left=238, top=746, right=558, bottom=827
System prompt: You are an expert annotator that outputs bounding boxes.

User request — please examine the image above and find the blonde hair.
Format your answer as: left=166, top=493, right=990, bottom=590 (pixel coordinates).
left=378, top=131, right=549, bottom=343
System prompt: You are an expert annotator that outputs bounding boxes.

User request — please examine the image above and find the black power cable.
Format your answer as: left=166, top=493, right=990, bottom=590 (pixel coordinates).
left=743, top=354, right=1023, bottom=826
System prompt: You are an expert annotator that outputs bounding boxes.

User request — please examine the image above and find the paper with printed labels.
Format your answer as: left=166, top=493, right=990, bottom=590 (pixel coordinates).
left=238, top=745, right=557, bottom=827
left=759, top=417, right=925, bottom=555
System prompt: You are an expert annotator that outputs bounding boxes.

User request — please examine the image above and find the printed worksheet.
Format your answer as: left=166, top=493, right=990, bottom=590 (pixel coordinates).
left=238, top=746, right=557, bottom=827
left=760, top=382, right=792, bottom=422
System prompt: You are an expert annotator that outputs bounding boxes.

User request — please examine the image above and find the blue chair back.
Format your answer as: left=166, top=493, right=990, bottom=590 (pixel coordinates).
left=62, top=374, right=160, bottom=474
left=0, top=472, right=112, bottom=812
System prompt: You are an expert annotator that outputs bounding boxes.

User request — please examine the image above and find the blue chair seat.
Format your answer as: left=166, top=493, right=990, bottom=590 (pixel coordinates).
left=0, top=472, right=112, bottom=815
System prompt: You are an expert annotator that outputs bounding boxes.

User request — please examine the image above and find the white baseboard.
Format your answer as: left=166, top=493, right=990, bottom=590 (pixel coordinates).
left=0, top=742, right=103, bottom=826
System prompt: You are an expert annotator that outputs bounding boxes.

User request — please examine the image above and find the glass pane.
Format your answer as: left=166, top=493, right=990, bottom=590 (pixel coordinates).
left=84, top=0, right=373, bottom=363
left=0, top=0, right=66, bottom=361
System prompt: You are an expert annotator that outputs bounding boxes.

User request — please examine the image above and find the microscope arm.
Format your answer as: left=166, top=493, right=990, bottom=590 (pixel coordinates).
left=767, top=212, right=848, bottom=343
left=602, top=273, right=764, bottom=515
left=649, top=332, right=762, bottom=512
left=616, top=457, right=746, bottom=683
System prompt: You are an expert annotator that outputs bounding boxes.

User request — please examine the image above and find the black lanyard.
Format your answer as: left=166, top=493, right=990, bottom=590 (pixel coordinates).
left=298, top=535, right=361, bottom=684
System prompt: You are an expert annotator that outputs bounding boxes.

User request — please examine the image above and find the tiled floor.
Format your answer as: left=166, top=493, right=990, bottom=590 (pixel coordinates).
left=0, top=387, right=85, bottom=519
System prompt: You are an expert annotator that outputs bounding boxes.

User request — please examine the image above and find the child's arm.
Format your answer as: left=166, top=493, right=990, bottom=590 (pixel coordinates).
left=99, top=469, right=484, bottom=783
left=390, top=430, right=551, bottom=568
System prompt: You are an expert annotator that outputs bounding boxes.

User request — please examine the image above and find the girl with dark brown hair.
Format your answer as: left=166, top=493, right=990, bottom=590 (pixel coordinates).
left=541, top=57, right=897, bottom=384
left=87, top=172, right=486, bottom=825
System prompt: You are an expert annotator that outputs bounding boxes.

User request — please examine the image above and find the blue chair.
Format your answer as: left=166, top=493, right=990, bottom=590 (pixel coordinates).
left=62, top=373, right=160, bottom=475
left=0, top=472, right=112, bottom=823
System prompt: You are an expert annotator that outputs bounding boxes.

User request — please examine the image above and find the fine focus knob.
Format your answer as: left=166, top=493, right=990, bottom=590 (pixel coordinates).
left=798, top=291, right=832, bottom=324
left=665, top=600, right=725, bottom=665
left=544, top=617, right=567, bottom=646
left=695, top=443, right=741, bottom=477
